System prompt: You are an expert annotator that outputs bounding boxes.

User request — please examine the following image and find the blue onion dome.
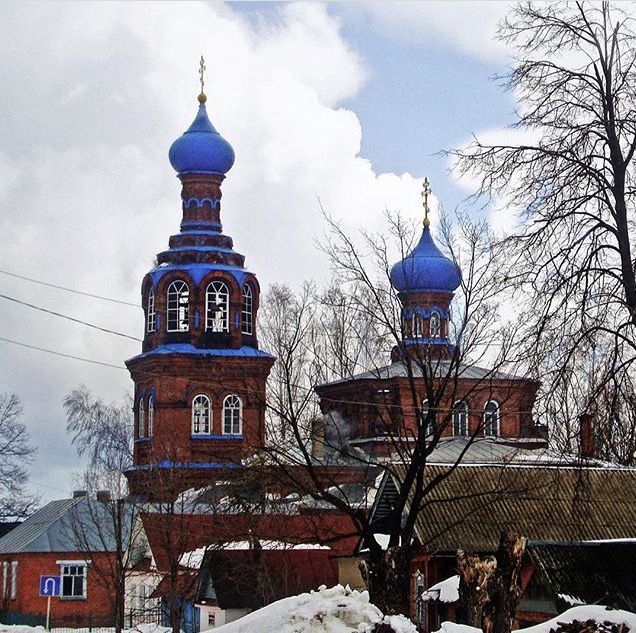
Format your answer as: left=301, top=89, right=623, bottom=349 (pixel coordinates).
left=168, top=96, right=235, bottom=175
left=390, top=226, right=462, bottom=293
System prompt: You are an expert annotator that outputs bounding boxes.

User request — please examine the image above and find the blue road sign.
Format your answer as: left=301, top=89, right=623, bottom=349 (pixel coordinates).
left=39, top=575, right=61, bottom=597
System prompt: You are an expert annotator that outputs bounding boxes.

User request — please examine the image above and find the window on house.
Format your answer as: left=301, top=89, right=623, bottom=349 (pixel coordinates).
left=223, top=395, right=242, bottom=435
left=206, top=281, right=229, bottom=332
left=484, top=400, right=500, bottom=437
left=430, top=311, right=441, bottom=337
left=241, top=284, right=253, bottom=335
left=147, top=290, right=156, bottom=333
left=147, top=396, right=154, bottom=437
left=452, top=400, right=469, bottom=437
left=60, top=563, right=86, bottom=599
left=167, top=280, right=189, bottom=332
left=192, top=395, right=211, bottom=435
left=138, top=399, right=145, bottom=438
left=422, top=399, right=434, bottom=436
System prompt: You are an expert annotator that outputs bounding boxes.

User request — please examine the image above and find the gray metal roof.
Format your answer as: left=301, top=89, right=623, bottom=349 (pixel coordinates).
left=317, top=360, right=529, bottom=388
left=0, top=496, right=127, bottom=554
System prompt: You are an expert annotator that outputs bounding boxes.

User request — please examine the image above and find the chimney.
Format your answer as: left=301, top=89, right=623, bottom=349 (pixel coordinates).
left=579, top=412, right=595, bottom=458
left=73, top=490, right=87, bottom=498
left=96, top=491, right=111, bottom=503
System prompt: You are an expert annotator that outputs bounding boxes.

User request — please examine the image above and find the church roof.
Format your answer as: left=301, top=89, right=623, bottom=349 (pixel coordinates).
left=317, top=359, right=531, bottom=389
left=168, top=101, right=235, bottom=176
left=390, top=226, right=461, bottom=294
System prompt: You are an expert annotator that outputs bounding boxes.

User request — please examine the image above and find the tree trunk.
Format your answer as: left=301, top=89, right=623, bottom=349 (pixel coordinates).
left=361, top=545, right=412, bottom=616
left=457, top=549, right=495, bottom=627
left=486, top=531, right=526, bottom=633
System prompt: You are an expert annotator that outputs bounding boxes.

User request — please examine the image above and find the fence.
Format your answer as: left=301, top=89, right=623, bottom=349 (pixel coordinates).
left=0, top=607, right=163, bottom=632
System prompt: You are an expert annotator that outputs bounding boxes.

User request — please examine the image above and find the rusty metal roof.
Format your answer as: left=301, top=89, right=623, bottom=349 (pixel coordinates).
left=394, top=464, right=636, bottom=552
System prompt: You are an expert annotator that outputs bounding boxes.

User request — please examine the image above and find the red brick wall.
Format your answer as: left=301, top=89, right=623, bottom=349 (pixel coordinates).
left=0, top=551, right=116, bottom=625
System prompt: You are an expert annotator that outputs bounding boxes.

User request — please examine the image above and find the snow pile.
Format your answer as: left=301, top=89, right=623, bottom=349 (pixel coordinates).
left=422, top=575, right=460, bottom=603
left=213, top=584, right=416, bottom=633
left=0, top=624, right=171, bottom=633
left=520, top=606, right=636, bottom=633
left=434, top=605, right=636, bottom=633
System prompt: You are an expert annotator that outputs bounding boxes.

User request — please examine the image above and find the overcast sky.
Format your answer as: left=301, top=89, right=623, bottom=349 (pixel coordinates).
left=0, top=1, right=519, bottom=503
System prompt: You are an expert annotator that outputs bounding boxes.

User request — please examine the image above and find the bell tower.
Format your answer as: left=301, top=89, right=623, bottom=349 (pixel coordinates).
left=125, top=62, right=275, bottom=495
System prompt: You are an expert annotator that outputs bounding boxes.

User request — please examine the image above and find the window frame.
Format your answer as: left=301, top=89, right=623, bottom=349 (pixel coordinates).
left=430, top=310, right=441, bottom=338
left=483, top=400, right=500, bottom=437
left=452, top=400, right=469, bottom=437
left=222, top=394, right=243, bottom=435
left=241, top=284, right=253, bottom=335
left=167, top=280, right=190, bottom=332
left=147, top=395, right=154, bottom=438
left=58, top=561, right=87, bottom=600
left=412, top=313, right=424, bottom=338
left=206, top=280, right=230, bottom=333
left=138, top=398, right=145, bottom=438
left=146, top=290, right=156, bottom=333
left=191, top=394, right=212, bottom=435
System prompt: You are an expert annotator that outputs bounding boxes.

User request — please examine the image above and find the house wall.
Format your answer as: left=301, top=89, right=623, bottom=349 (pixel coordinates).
left=0, top=551, right=116, bottom=626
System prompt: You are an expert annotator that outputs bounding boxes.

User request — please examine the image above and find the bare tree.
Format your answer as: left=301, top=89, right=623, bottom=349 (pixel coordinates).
left=451, top=1, right=636, bottom=455
left=0, top=393, right=37, bottom=521
left=259, top=212, right=520, bottom=615
left=63, top=387, right=139, bottom=633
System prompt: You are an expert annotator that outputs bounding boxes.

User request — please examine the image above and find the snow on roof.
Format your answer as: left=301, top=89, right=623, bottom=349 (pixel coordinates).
left=212, top=584, right=416, bottom=633
left=422, top=575, right=459, bottom=603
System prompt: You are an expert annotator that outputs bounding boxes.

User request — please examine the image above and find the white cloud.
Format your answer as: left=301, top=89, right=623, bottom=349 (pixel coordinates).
left=357, top=1, right=513, bottom=63
left=0, top=1, right=431, bottom=501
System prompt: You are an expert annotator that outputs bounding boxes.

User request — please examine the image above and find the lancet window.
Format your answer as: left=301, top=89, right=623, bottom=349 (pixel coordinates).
left=206, top=281, right=229, bottom=332
left=138, top=399, right=145, bottom=438
left=147, top=290, right=156, bottom=333
left=147, top=395, right=154, bottom=437
left=241, top=284, right=253, bottom=335
left=192, top=395, right=211, bottom=435
left=167, top=280, right=189, bottom=332
left=223, top=395, right=242, bottom=435
left=452, top=400, right=468, bottom=437
left=430, top=310, right=441, bottom=338
left=484, top=400, right=500, bottom=437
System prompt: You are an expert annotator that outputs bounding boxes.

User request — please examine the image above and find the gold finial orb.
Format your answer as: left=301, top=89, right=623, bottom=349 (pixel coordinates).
left=198, top=55, right=207, bottom=103
left=421, top=177, right=432, bottom=229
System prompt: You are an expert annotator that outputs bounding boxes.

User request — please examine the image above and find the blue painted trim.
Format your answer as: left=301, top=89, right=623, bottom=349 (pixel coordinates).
left=194, top=310, right=200, bottom=328
left=135, top=437, right=152, bottom=443
left=180, top=221, right=222, bottom=230
left=178, top=230, right=223, bottom=237
left=404, top=306, right=449, bottom=319
left=149, top=263, right=249, bottom=287
left=127, top=343, right=275, bottom=362
left=191, top=434, right=243, bottom=441
left=124, top=459, right=241, bottom=472
left=403, top=337, right=451, bottom=345
left=182, top=197, right=220, bottom=209
left=162, top=245, right=238, bottom=254
left=156, top=313, right=161, bottom=328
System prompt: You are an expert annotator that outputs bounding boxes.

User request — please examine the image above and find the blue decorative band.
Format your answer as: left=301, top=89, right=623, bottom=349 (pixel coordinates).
left=183, top=197, right=220, bottom=209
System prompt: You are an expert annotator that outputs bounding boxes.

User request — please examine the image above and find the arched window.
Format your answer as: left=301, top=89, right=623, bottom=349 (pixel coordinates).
left=147, top=290, right=156, bottom=333
left=223, top=395, right=243, bottom=435
left=241, top=284, right=253, bottom=335
left=484, top=400, right=500, bottom=437
left=138, top=399, right=145, bottom=438
left=430, top=311, right=441, bottom=338
left=412, top=313, right=424, bottom=338
left=206, top=281, right=229, bottom=332
left=452, top=400, right=468, bottom=437
left=167, top=280, right=189, bottom=332
left=423, top=399, right=434, bottom=436
left=192, top=395, right=211, bottom=435
left=147, top=395, right=154, bottom=437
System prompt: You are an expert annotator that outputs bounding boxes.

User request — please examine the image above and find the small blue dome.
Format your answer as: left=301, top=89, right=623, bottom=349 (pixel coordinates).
left=169, top=103, right=235, bottom=175
left=390, top=227, right=461, bottom=293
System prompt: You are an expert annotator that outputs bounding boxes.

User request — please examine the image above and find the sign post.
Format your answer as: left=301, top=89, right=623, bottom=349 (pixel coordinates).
left=39, top=576, right=61, bottom=630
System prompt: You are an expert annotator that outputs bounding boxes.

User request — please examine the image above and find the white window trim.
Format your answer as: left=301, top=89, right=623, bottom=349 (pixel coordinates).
left=452, top=400, right=469, bottom=437
left=167, top=280, right=189, bottom=332
left=241, top=284, right=253, bottom=335
left=483, top=400, right=500, bottom=437
left=206, top=281, right=230, bottom=333
left=10, top=561, right=17, bottom=600
left=58, top=560, right=89, bottom=600
left=222, top=395, right=243, bottom=435
left=2, top=561, right=8, bottom=599
left=147, top=290, right=156, bottom=333
left=148, top=396, right=154, bottom=437
left=192, top=394, right=212, bottom=435
left=430, top=310, right=441, bottom=337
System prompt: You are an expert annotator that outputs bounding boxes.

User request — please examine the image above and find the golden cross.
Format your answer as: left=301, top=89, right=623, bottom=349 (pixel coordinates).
left=198, top=55, right=207, bottom=104
left=421, top=177, right=431, bottom=228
